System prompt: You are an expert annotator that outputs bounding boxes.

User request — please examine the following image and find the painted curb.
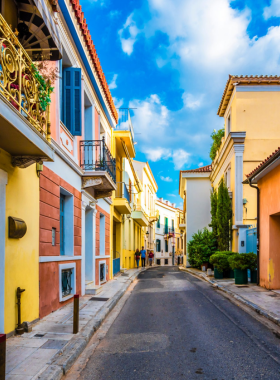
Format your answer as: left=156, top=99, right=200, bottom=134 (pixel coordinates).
left=38, top=268, right=145, bottom=380
left=179, top=267, right=280, bottom=328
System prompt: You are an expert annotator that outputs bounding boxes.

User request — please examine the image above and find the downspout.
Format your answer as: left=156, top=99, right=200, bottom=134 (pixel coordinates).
left=248, top=178, right=259, bottom=285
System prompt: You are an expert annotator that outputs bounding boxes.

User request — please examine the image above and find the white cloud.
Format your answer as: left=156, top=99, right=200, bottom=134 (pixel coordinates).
left=167, top=193, right=176, bottom=197
left=118, top=13, right=140, bottom=55
left=160, top=176, right=173, bottom=182
left=109, top=10, right=121, bottom=18
left=263, top=0, right=280, bottom=19
left=172, top=149, right=191, bottom=170
left=144, top=147, right=171, bottom=161
left=183, top=93, right=204, bottom=109
left=109, top=74, right=118, bottom=89
left=198, top=162, right=204, bottom=167
left=113, top=97, right=123, bottom=109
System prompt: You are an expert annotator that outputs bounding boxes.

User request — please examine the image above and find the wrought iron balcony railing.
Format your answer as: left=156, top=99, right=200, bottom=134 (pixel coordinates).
left=80, top=137, right=116, bottom=182
left=115, top=108, right=134, bottom=141
left=116, top=182, right=130, bottom=203
left=0, top=15, right=51, bottom=141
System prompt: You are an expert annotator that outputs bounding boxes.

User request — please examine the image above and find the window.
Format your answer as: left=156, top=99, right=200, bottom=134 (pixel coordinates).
left=157, top=215, right=160, bottom=229
left=164, top=217, right=168, bottom=234
left=60, top=195, right=65, bottom=255
left=60, top=189, right=74, bottom=256
left=227, top=114, right=231, bottom=135
left=156, top=239, right=161, bottom=252
left=59, top=263, right=76, bottom=302
left=62, top=67, right=82, bottom=135
left=165, top=239, right=168, bottom=253
left=172, top=219, right=174, bottom=232
left=100, top=214, right=105, bottom=255
left=177, top=238, right=179, bottom=248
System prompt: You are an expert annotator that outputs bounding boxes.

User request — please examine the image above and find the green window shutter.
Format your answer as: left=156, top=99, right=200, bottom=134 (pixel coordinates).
left=157, top=215, right=160, bottom=228
left=63, top=68, right=82, bottom=135
left=165, top=217, right=168, bottom=234
left=165, top=239, right=168, bottom=253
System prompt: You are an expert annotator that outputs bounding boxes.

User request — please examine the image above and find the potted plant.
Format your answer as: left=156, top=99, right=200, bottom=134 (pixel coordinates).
left=210, top=252, right=230, bottom=279
left=228, top=253, right=257, bottom=285
left=247, top=252, right=258, bottom=284
left=218, top=251, right=237, bottom=278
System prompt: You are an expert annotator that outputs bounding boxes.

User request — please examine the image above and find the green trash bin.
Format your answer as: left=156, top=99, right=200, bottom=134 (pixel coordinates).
left=214, top=268, right=223, bottom=279
left=251, top=269, right=257, bottom=284
left=234, top=268, right=248, bottom=284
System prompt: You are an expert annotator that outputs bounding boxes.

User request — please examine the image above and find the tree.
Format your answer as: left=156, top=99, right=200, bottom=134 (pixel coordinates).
left=210, top=128, right=225, bottom=161
left=210, top=188, right=218, bottom=242
left=216, top=179, right=232, bottom=251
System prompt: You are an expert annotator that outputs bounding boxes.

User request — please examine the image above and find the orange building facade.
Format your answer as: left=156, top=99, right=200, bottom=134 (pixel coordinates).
left=246, top=147, right=280, bottom=289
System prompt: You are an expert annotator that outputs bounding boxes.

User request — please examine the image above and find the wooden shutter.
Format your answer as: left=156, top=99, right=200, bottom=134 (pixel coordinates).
left=63, top=67, right=82, bottom=136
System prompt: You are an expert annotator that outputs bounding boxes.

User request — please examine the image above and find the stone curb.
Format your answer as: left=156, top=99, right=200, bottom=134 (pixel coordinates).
left=38, top=268, right=145, bottom=380
left=179, top=266, right=280, bottom=328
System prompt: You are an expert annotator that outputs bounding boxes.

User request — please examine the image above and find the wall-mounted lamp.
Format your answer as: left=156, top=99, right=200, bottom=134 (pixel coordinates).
left=36, top=162, right=43, bottom=178
left=146, top=231, right=149, bottom=236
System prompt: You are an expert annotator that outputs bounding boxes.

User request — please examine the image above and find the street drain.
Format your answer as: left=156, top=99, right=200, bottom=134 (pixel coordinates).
left=121, top=273, right=129, bottom=276
left=89, top=297, right=109, bottom=301
left=269, top=294, right=279, bottom=297
left=34, top=333, right=46, bottom=338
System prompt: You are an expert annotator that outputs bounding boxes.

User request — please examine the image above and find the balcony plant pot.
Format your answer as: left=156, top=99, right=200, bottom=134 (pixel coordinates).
left=251, top=269, right=257, bottom=284
left=234, top=268, right=248, bottom=285
left=214, top=268, right=223, bottom=279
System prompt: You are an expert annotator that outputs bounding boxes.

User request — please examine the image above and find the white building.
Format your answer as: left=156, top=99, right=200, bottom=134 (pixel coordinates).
left=179, top=166, right=212, bottom=267
left=155, top=199, right=184, bottom=266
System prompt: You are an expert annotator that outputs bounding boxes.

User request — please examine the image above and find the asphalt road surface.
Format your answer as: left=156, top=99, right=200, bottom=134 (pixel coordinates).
left=75, top=267, right=280, bottom=380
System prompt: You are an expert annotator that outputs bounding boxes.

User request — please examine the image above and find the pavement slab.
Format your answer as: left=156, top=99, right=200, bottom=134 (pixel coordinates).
left=5, top=267, right=144, bottom=380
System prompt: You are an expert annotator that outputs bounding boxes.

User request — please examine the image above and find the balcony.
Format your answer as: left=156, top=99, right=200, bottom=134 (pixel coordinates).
left=114, top=108, right=135, bottom=158
left=131, top=205, right=149, bottom=227
left=0, top=15, right=54, bottom=167
left=80, top=138, right=117, bottom=199
left=114, top=182, right=131, bottom=214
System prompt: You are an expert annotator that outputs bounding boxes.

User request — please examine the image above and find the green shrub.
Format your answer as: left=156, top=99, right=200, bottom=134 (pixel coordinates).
left=228, top=252, right=257, bottom=271
left=210, top=251, right=237, bottom=272
left=188, top=228, right=217, bottom=269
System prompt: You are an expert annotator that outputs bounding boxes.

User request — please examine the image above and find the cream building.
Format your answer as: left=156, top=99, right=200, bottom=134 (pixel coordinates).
left=155, top=199, right=184, bottom=266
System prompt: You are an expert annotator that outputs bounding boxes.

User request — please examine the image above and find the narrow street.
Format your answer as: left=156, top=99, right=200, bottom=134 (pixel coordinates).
left=67, top=267, right=280, bottom=380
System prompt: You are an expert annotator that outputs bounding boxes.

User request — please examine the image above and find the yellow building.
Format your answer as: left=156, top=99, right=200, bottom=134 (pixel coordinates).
left=179, top=75, right=280, bottom=261
left=0, top=3, right=59, bottom=335
left=133, top=161, right=158, bottom=253
left=214, top=75, right=280, bottom=252
left=110, top=109, right=142, bottom=273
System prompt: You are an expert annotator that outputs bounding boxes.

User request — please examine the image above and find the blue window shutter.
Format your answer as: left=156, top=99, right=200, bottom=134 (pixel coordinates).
left=63, top=68, right=82, bottom=135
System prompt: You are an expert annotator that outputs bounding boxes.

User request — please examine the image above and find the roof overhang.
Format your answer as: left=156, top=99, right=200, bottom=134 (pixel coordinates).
left=244, top=153, right=280, bottom=185
left=18, top=0, right=62, bottom=60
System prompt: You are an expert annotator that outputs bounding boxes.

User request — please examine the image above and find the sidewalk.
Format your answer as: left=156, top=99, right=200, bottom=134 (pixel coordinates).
left=6, top=268, right=144, bottom=380
left=179, top=266, right=280, bottom=327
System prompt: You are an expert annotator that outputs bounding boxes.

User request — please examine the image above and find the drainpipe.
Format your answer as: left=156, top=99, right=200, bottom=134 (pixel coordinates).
left=248, top=178, right=259, bottom=285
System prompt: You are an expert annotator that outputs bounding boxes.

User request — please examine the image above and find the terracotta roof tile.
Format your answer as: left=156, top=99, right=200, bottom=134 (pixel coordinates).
left=181, top=164, right=212, bottom=173
left=218, top=75, right=280, bottom=117
left=246, top=147, right=280, bottom=179
left=53, top=0, right=118, bottom=124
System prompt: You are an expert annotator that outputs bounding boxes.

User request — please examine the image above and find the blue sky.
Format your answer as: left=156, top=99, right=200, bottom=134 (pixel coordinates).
left=79, top=0, right=280, bottom=208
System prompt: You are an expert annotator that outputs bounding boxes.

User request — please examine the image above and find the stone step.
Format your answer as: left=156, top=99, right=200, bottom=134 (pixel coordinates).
left=85, top=283, right=102, bottom=295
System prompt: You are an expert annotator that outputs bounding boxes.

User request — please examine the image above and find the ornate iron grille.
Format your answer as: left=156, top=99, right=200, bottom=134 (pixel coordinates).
left=80, top=137, right=116, bottom=182
left=62, top=269, right=72, bottom=297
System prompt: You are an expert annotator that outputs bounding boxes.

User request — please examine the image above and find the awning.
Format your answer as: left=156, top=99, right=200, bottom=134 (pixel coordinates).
left=17, top=0, right=62, bottom=61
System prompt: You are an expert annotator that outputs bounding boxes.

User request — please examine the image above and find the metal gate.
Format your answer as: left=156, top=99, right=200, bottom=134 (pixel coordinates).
left=246, top=227, right=257, bottom=254
left=113, top=251, right=120, bottom=276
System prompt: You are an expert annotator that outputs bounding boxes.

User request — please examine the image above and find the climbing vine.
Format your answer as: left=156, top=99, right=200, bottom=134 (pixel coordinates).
left=210, top=128, right=225, bottom=161
left=31, top=63, right=56, bottom=111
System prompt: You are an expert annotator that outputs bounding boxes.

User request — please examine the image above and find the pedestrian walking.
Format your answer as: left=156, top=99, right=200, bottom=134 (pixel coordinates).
left=148, top=250, right=154, bottom=266
left=140, top=246, right=146, bottom=267
left=135, top=249, right=140, bottom=268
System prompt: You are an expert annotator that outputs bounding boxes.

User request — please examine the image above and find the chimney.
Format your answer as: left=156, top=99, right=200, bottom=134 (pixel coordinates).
left=159, top=197, right=163, bottom=202
left=172, top=203, right=176, bottom=208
